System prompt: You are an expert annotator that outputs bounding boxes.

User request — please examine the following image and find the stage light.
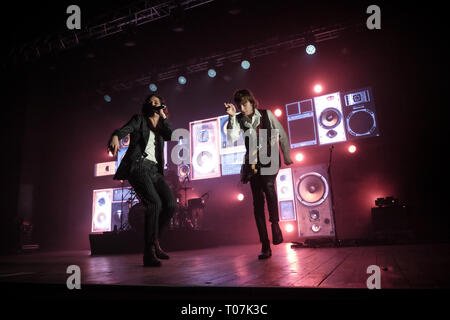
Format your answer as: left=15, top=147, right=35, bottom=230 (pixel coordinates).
left=237, top=193, right=244, bottom=201
left=108, top=150, right=114, bottom=157
left=149, top=83, right=157, bottom=92
left=241, top=60, right=250, bottom=70
left=313, top=84, right=323, bottom=93
left=274, top=108, right=282, bottom=117
left=285, top=223, right=294, bottom=233
left=348, top=144, right=357, bottom=153
left=208, top=69, right=216, bottom=78
left=306, top=44, right=316, bottom=55
left=104, top=95, right=111, bottom=102
left=295, top=153, right=304, bottom=162
left=178, top=76, right=187, bottom=85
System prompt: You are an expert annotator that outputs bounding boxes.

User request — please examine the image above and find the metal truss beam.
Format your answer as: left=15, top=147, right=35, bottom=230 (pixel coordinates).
left=101, top=22, right=362, bottom=93
left=8, top=0, right=216, bottom=64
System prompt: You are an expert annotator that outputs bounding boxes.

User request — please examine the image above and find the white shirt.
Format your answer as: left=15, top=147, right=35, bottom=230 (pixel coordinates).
left=226, top=109, right=291, bottom=161
left=144, top=130, right=158, bottom=163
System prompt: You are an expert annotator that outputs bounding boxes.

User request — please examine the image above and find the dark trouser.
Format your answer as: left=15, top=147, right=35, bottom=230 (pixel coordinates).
left=128, top=159, right=176, bottom=249
left=249, top=173, right=279, bottom=244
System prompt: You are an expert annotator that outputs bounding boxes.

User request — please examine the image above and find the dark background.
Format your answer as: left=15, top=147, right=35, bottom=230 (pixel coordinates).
left=1, top=1, right=447, bottom=253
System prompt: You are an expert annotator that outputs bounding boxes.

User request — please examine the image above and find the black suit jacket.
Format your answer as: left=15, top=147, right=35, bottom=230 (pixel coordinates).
left=110, top=114, right=173, bottom=180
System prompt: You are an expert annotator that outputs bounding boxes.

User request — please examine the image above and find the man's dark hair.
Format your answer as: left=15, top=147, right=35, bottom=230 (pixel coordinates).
left=233, top=89, right=259, bottom=109
left=142, top=94, right=166, bottom=116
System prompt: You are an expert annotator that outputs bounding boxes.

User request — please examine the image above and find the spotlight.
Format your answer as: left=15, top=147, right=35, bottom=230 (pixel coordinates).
left=348, top=144, right=357, bottom=153
left=208, top=69, right=216, bottom=78
left=295, top=153, right=304, bottom=162
left=306, top=44, right=316, bottom=55
left=237, top=193, right=244, bottom=201
left=104, top=95, right=111, bottom=102
left=178, top=76, right=187, bottom=85
left=149, top=83, right=157, bottom=92
left=285, top=223, right=294, bottom=233
left=108, top=150, right=114, bottom=157
left=241, top=60, right=250, bottom=70
left=313, top=84, right=323, bottom=93
left=274, top=108, right=282, bottom=117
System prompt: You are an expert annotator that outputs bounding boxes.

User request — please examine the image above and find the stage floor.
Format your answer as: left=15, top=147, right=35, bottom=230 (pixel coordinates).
left=1, top=242, right=449, bottom=290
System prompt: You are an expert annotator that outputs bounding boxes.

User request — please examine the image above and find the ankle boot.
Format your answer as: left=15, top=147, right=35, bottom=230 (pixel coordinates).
left=258, top=241, right=272, bottom=260
left=143, top=245, right=162, bottom=267
left=154, top=240, right=170, bottom=260
left=271, top=222, right=283, bottom=245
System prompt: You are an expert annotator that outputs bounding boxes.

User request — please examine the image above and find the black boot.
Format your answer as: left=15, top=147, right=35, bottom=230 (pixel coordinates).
left=154, top=240, right=170, bottom=260
left=258, top=241, right=272, bottom=260
left=143, top=245, right=162, bottom=267
left=271, top=222, right=283, bottom=245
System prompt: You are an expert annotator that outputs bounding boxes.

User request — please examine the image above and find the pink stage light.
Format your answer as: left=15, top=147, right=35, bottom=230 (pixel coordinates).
left=237, top=193, right=245, bottom=201
left=274, top=108, right=282, bottom=117
left=313, top=84, right=323, bottom=93
left=348, top=145, right=357, bottom=153
left=108, top=150, right=114, bottom=157
left=285, top=223, right=294, bottom=233
left=295, top=153, right=304, bottom=162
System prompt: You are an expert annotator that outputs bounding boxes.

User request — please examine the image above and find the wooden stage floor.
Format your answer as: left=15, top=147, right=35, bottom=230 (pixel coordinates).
left=1, top=243, right=449, bottom=291
left=0, top=242, right=449, bottom=312
left=1, top=243, right=448, bottom=313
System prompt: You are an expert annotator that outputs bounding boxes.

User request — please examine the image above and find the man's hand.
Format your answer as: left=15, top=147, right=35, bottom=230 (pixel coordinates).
left=159, top=108, right=167, bottom=119
left=284, top=158, right=294, bottom=166
left=108, top=135, right=120, bottom=156
left=224, top=103, right=236, bottom=117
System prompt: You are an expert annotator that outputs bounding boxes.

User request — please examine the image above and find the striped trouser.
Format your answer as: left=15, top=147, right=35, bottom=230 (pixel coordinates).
left=128, top=159, right=177, bottom=246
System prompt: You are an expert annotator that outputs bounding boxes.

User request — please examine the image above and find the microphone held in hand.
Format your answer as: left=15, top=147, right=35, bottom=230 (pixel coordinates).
left=152, top=104, right=166, bottom=111
left=143, top=102, right=166, bottom=116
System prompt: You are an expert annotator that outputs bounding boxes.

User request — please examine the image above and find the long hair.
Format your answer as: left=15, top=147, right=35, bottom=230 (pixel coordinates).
left=233, top=89, right=259, bottom=110
left=141, top=93, right=169, bottom=118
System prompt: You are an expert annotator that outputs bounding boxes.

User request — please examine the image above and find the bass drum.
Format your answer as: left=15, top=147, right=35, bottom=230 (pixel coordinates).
left=127, top=202, right=146, bottom=233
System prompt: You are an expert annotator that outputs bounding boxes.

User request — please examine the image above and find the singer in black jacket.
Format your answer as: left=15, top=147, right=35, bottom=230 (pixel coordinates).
left=108, top=94, right=176, bottom=267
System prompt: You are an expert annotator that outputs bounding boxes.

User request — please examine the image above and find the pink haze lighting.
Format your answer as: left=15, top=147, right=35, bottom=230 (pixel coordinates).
left=348, top=145, right=357, bottom=153
left=285, top=223, right=294, bottom=233
left=274, top=108, right=282, bottom=117
left=295, top=153, right=304, bottom=162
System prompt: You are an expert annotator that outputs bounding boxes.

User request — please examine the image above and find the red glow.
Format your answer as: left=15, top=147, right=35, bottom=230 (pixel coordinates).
left=348, top=145, right=357, bottom=153
left=237, top=193, right=244, bottom=201
left=108, top=150, right=114, bottom=157
left=285, top=223, right=294, bottom=233
left=274, top=108, right=282, bottom=117
left=313, top=84, right=323, bottom=93
left=295, top=153, right=304, bottom=162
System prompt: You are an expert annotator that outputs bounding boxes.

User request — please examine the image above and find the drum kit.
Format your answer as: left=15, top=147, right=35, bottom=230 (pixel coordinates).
left=126, top=170, right=208, bottom=232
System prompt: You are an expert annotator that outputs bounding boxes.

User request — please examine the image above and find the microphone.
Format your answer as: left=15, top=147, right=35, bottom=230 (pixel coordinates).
left=153, top=104, right=166, bottom=110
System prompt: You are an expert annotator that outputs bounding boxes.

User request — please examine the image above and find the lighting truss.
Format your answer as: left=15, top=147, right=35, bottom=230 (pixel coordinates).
left=7, top=0, right=216, bottom=64
left=102, top=22, right=362, bottom=92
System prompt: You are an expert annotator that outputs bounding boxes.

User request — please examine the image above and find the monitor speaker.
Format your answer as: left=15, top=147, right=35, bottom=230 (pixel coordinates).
left=342, top=87, right=380, bottom=140
left=292, top=164, right=335, bottom=238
